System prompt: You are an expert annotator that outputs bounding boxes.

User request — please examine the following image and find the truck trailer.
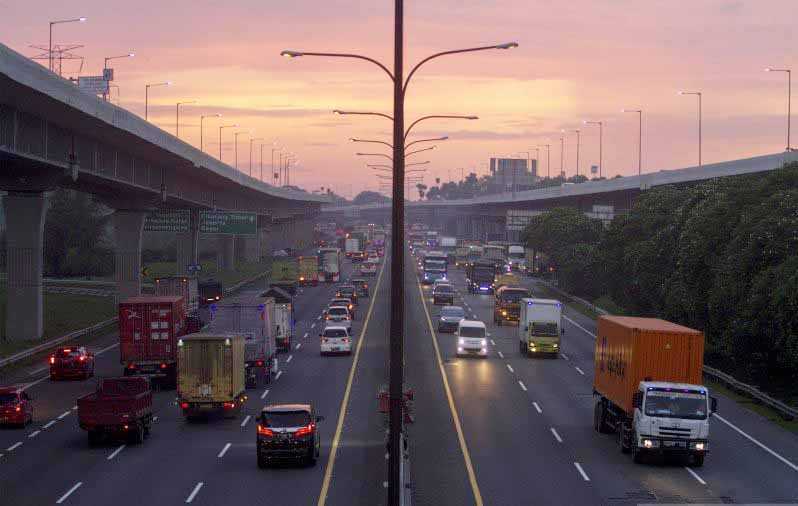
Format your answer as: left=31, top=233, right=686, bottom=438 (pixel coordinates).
left=593, top=316, right=716, bottom=467
left=518, top=298, right=562, bottom=355
left=77, top=377, right=153, bottom=445
left=298, top=256, right=319, bottom=286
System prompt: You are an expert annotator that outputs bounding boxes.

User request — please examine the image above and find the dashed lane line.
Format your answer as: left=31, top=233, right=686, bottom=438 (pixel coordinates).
left=296, top=343, right=302, bottom=350
left=56, top=482, right=82, bottom=504
left=185, top=482, right=204, bottom=503
left=241, top=415, right=252, bottom=428
left=107, top=445, right=125, bottom=461
left=550, top=427, right=563, bottom=443
left=42, top=420, right=56, bottom=429
left=575, top=366, right=585, bottom=376
left=28, top=430, right=40, bottom=438
left=573, top=462, right=590, bottom=481
left=518, top=381, right=527, bottom=392
left=6, top=442, right=22, bottom=451
left=275, top=371, right=283, bottom=381
left=286, top=355, right=293, bottom=363
left=685, top=466, right=706, bottom=485
left=506, top=364, right=514, bottom=373
left=532, top=402, right=543, bottom=414
left=217, top=443, right=232, bottom=458
left=497, top=351, right=504, bottom=359
left=57, top=411, right=71, bottom=420
left=261, top=389, right=270, bottom=399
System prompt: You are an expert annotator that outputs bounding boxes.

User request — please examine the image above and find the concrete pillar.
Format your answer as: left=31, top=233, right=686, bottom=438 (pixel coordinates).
left=175, top=210, right=199, bottom=275
left=113, top=210, right=147, bottom=302
left=259, top=226, right=271, bottom=260
left=3, top=192, right=47, bottom=341
left=218, top=235, right=235, bottom=270
left=241, top=234, right=259, bottom=263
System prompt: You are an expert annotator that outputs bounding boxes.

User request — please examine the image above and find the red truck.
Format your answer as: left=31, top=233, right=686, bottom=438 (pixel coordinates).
left=119, top=296, right=187, bottom=387
left=77, top=376, right=153, bottom=445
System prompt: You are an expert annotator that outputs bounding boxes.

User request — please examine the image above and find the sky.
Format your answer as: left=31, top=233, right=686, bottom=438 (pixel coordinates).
left=2, top=0, right=795, bottom=199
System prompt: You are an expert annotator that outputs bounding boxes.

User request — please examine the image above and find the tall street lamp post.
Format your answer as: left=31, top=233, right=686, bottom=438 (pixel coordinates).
left=583, top=120, right=603, bottom=178
left=176, top=101, right=196, bottom=138
left=679, top=91, right=702, bottom=166
left=272, top=146, right=282, bottom=185
left=49, top=17, right=86, bottom=72
left=766, top=67, right=792, bottom=151
left=200, top=114, right=222, bottom=153
left=218, top=124, right=238, bottom=161
left=622, top=109, right=643, bottom=177
left=144, top=81, right=171, bottom=121
left=102, top=52, right=134, bottom=101
left=249, top=137, right=264, bottom=177
left=560, top=135, right=566, bottom=179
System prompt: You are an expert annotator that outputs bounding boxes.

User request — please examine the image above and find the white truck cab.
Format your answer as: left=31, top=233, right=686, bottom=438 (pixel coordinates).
left=456, top=320, right=488, bottom=358
left=519, top=298, right=562, bottom=356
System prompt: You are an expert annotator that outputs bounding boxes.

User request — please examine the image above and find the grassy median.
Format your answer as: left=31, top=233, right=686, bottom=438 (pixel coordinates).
left=142, top=259, right=272, bottom=289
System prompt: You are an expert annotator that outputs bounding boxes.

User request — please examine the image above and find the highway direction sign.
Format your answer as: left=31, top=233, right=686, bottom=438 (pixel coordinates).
left=200, top=211, right=257, bottom=235
left=144, top=210, right=191, bottom=232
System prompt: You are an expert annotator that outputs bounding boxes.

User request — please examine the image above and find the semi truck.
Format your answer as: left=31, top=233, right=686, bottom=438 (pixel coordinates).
left=77, top=376, right=153, bottom=445
left=518, top=298, right=562, bottom=355
left=298, top=256, right=319, bottom=286
left=206, top=301, right=277, bottom=388
left=119, top=296, right=187, bottom=387
left=261, top=286, right=294, bottom=352
left=493, top=286, right=529, bottom=325
left=593, top=316, right=716, bottom=467
left=318, top=247, right=341, bottom=282
left=177, top=334, right=247, bottom=419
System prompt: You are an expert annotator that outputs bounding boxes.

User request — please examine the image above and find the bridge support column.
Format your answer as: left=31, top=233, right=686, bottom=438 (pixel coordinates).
left=218, top=235, right=235, bottom=270
left=113, top=210, right=147, bottom=302
left=241, top=234, right=259, bottom=263
left=175, top=210, right=200, bottom=275
left=3, top=192, right=47, bottom=341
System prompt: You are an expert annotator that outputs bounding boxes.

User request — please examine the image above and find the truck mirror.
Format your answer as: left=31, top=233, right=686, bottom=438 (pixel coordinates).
left=632, top=391, right=643, bottom=409
left=710, top=397, right=718, bottom=415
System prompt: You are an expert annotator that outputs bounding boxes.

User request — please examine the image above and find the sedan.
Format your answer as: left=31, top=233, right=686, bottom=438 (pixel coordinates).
left=437, top=306, right=466, bottom=333
left=432, top=284, right=455, bottom=305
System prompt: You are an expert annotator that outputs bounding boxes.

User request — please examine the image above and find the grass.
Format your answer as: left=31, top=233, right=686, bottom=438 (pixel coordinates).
left=705, top=380, right=798, bottom=435
left=531, top=281, right=604, bottom=320
left=142, top=259, right=272, bottom=288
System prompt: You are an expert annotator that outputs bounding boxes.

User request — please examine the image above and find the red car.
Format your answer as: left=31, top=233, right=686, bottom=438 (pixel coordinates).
left=0, top=388, right=33, bottom=427
left=50, top=346, right=95, bottom=380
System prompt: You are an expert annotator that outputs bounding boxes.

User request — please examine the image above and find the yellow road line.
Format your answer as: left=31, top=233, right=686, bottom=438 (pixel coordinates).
left=317, top=258, right=387, bottom=506
left=416, top=278, right=484, bottom=506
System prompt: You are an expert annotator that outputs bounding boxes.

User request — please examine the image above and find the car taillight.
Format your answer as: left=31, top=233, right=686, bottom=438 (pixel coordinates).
left=257, top=425, right=274, bottom=437
left=223, top=402, right=235, bottom=410
left=50, top=356, right=55, bottom=364
left=128, top=363, right=137, bottom=370
left=63, top=348, right=71, bottom=353
left=15, top=406, right=21, bottom=412
left=326, top=316, right=331, bottom=320
left=160, top=363, right=167, bottom=369
left=79, top=356, right=86, bottom=362
left=180, top=402, right=189, bottom=409
left=294, top=424, right=315, bottom=438
left=256, top=360, right=264, bottom=367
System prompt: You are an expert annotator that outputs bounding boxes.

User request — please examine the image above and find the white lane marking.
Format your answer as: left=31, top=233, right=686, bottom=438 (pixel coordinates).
left=575, top=366, right=585, bottom=376
left=94, top=343, right=120, bottom=356
left=316, top=315, right=322, bottom=320
left=56, top=482, right=83, bottom=504
left=550, top=427, right=563, bottom=443
left=497, top=351, right=504, bottom=359
left=29, top=365, right=49, bottom=375
left=518, top=381, right=527, bottom=392
left=382, top=481, right=389, bottom=489
left=564, top=315, right=596, bottom=339
left=506, top=364, right=514, bottom=373
left=260, top=388, right=270, bottom=399
left=57, top=411, right=71, bottom=420
left=21, top=375, right=49, bottom=391
left=311, top=323, right=316, bottom=329
left=217, top=442, right=231, bottom=458
left=486, top=332, right=491, bottom=337
left=153, top=416, right=159, bottom=422
left=490, top=339, right=496, bottom=346
left=72, top=406, right=77, bottom=410
left=385, top=452, right=389, bottom=460
left=532, top=402, right=543, bottom=414
left=573, top=462, right=590, bottom=481
left=685, top=466, right=706, bottom=485
left=275, top=370, right=283, bottom=380
left=28, top=430, right=41, bottom=438
left=185, top=482, right=204, bottom=503
left=7, top=442, right=22, bottom=451
left=240, top=415, right=251, bottom=428
left=107, top=445, right=125, bottom=461
left=714, top=413, right=798, bottom=472
left=286, top=355, right=293, bottom=364
left=561, top=353, right=570, bottom=361
left=296, top=343, right=302, bottom=350
left=43, top=420, right=56, bottom=429
left=303, top=332, right=309, bottom=339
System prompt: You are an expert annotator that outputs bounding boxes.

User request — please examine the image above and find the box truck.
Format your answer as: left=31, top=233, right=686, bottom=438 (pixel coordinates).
left=155, top=276, right=199, bottom=313
left=593, top=316, right=716, bottom=467
left=261, top=286, right=294, bottom=352
left=318, top=247, right=341, bottom=282
left=177, top=334, right=247, bottom=419
left=345, top=237, right=361, bottom=258
left=493, top=286, right=529, bottom=325
left=518, top=298, right=562, bottom=355
left=298, top=256, right=319, bottom=286
left=78, top=377, right=153, bottom=445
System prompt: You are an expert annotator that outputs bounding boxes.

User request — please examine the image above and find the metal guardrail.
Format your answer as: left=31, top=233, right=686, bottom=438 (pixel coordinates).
left=0, top=317, right=118, bottom=369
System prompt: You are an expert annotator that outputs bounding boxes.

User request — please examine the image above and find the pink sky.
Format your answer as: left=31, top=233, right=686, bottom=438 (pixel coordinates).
left=3, top=0, right=795, bottom=199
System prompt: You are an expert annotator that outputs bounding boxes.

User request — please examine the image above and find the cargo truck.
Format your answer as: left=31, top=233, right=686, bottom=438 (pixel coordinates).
left=298, top=256, right=319, bottom=286
left=344, top=237, right=361, bottom=258
left=519, top=298, right=562, bottom=355
left=318, top=247, right=341, bottom=282
left=592, top=316, right=716, bottom=467
left=198, top=280, right=223, bottom=305
left=261, top=286, right=294, bottom=352
left=177, top=334, right=247, bottom=419
left=454, top=247, right=470, bottom=269
left=206, top=301, right=277, bottom=388
left=494, top=272, right=521, bottom=290
left=271, top=258, right=298, bottom=295
left=77, top=376, right=153, bottom=445
left=507, top=245, right=527, bottom=272
left=493, top=286, right=529, bottom=325
left=155, top=276, right=199, bottom=313
left=119, top=296, right=187, bottom=387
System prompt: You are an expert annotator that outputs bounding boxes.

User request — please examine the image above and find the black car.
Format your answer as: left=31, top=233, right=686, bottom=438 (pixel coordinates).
left=198, top=280, right=223, bottom=305
left=257, top=404, right=323, bottom=467
left=351, top=278, right=370, bottom=298
left=432, top=283, right=455, bottom=305
left=336, top=285, right=358, bottom=305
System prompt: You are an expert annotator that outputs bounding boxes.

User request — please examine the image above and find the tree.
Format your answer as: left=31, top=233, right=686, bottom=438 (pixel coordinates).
left=416, top=183, right=427, bottom=200
left=352, top=191, right=390, bottom=205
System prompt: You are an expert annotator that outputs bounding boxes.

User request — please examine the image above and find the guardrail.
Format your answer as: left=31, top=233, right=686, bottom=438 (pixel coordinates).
left=532, top=277, right=798, bottom=421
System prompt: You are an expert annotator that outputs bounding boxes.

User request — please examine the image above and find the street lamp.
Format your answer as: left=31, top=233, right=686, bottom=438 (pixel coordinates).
left=679, top=91, right=702, bottom=166
left=176, top=101, right=197, bottom=138
left=560, top=135, right=566, bottom=179
left=622, top=109, right=643, bottom=177
left=144, top=81, right=171, bottom=121
left=218, top=124, right=238, bottom=161
left=538, top=144, right=551, bottom=179
left=333, top=109, right=394, bottom=121
left=765, top=67, right=792, bottom=151
left=562, top=129, right=581, bottom=179
left=49, top=17, right=87, bottom=73
left=350, top=138, right=394, bottom=149
left=282, top=30, right=517, bottom=505
left=405, top=135, right=448, bottom=150
left=583, top=121, right=603, bottom=178
left=102, top=53, right=134, bottom=101
left=271, top=145, right=283, bottom=185
left=250, top=137, right=264, bottom=177
left=356, top=152, right=394, bottom=161
left=234, top=131, right=249, bottom=170
left=200, top=114, right=222, bottom=153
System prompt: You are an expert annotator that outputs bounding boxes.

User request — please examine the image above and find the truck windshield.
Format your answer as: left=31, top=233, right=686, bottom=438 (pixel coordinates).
left=262, top=411, right=311, bottom=427
left=459, top=326, right=485, bottom=338
left=500, top=290, right=527, bottom=302
left=644, top=390, right=708, bottom=420
left=529, top=322, right=558, bottom=337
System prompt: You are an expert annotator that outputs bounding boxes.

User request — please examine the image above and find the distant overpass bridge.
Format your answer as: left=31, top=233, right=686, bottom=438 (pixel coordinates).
left=0, top=42, right=326, bottom=341
left=323, top=151, right=798, bottom=240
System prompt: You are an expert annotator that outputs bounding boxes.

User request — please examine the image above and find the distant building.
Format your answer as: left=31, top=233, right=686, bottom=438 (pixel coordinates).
left=487, top=158, right=538, bottom=194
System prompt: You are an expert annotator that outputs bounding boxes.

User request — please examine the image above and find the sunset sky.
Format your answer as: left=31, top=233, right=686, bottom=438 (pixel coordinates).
left=3, top=0, right=795, bottom=199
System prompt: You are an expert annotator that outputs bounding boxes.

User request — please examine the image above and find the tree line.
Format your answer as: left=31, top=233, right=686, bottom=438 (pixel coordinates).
left=522, top=162, right=798, bottom=399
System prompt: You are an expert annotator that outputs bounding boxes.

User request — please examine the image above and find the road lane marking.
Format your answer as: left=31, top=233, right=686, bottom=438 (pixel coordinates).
left=275, top=371, right=283, bottom=381
left=316, top=315, right=321, bottom=320
left=497, top=351, right=504, bottom=359
left=56, top=482, right=82, bottom=504
left=561, top=353, right=570, bottom=361
left=714, top=413, right=798, bottom=472
left=153, top=416, right=158, bottom=422
left=304, top=332, right=309, bottom=338
left=575, top=366, right=585, bottom=376
left=518, top=381, right=527, bottom=392
left=94, top=343, right=120, bottom=356
left=22, top=375, right=49, bottom=391
left=318, top=258, right=387, bottom=506
left=29, top=365, right=49, bottom=375
left=550, top=427, right=563, bottom=443
left=217, top=442, right=231, bottom=458
left=490, top=339, right=496, bottom=346
left=506, top=364, right=515, bottom=373
left=72, top=406, right=77, bottom=410
left=43, top=420, right=56, bottom=429
left=574, top=462, right=590, bottom=481
left=240, top=415, right=251, bottom=427
left=57, top=411, right=71, bottom=420
left=107, top=445, right=125, bottom=461
left=564, top=315, right=596, bottom=339
left=417, top=280, right=484, bottom=506
left=685, top=466, right=706, bottom=485
left=185, top=482, right=203, bottom=503
left=260, top=389, right=270, bottom=399
left=28, top=430, right=40, bottom=438
left=311, top=323, right=316, bottom=329
left=296, top=343, right=302, bottom=350
left=7, top=442, right=22, bottom=451
left=286, top=355, right=293, bottom=363
left=533, top=402, right=543, bottom=414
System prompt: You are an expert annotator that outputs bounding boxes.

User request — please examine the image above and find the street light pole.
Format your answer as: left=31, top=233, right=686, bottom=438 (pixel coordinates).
left=766, top=67, right=792, bottom=151
left=560, top=135, right=565, bottom=179
left=218, top=124, right=238, bottom=161
left=144, top=81, right=171, bottom=121
left=679, top=91, right=702, bottom=166
left=584, top=121, right=603, bottom=178
left=622, top=109, right=643, bottom=177
left=249, top=137, right=264, bottom=177
left=102, top=52, right=134, bottom=101
left=539, top=144, right=551, bottom=179
left=200, top=114, right=222, bottom=153
left=176, top=101, right=196, bottom=138
left=271, top=146, right=282, bottom=185
left=49, top=17, right=86, bottom=73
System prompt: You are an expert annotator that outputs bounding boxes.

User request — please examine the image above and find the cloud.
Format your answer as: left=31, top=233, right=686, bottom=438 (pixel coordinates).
left=718, top=0, right=744, bottom=14
left=409, top=129, right=530, bottom=141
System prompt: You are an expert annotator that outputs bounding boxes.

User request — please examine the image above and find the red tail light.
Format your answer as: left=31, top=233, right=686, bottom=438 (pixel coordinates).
left=257, top=425, right=274, bottom=437
left=63, top=348, right=71, bottom=353
left=294, top=424, right=315, bottom=438
left=223, top=402, right=235, bottom=410
left=180, top=402, right=189, bottom=409
left=160, top=363, right=167, bottom=369
left=256, top=360, right=264, bottom=367
left=49, top=356, right=55, bottom=365
left=15, top=406, right=21, bottom=412
left=127, top=363, right=137, bottom=370
left=79, top=356, right=86, bottom=362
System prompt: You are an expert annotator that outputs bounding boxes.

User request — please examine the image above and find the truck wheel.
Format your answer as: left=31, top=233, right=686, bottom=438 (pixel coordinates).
left=689, top=453, right=705, bottom=468
left=594, top=402, right=610, bottom=434
left=632, top=434, right=645, bottom=464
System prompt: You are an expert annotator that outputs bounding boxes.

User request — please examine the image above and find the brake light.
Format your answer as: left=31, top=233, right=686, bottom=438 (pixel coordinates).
left=294, top=423, right=315, bottom=438
left=256, top=360, right=264, bottom=367
left=180, top=402, right=189, bottom=409
left=128, top=363, right=137, bottom=370
left=160, top=363, right=167, bottom=369
left=15, top=406, right=21, bottom=412
left=79, top=356, right=86, bottom=362
left=257, top=425, right=274, bottom=437
left=223, top=402, right=235, bottom=410
left=63, top=348, right=71, bottom=353
left=50, top=356, right=55, bottom=364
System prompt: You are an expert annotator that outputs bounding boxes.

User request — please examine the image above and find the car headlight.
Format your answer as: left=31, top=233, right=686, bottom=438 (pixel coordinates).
left=457, top=347, right=464, bottom=353
left=501, top=310, right=507, bottom=316
left=458, top=339, right=465, bottom=345
left=552, top=343, right=559, bottom=348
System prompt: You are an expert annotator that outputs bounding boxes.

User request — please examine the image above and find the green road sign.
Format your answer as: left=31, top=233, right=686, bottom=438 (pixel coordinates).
left=200, top=211, right=257, bottom=235
left=144, top=210, right=190, bottom=232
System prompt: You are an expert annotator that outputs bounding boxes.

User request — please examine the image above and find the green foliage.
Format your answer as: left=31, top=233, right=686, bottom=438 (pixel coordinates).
left=352, top=191, right=390, bottom=205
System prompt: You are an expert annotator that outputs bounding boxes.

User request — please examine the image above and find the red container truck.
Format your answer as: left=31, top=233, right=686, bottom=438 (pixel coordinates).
left=119, top=296, right=187, bottom=387
left=77, top=376, right=153, bottom=445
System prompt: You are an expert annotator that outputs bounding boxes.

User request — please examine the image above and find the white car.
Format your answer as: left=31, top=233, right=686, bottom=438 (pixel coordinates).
left=320, top=326, right=352, bottom=355
left=324, top=306, right=352, bottom=331
left=456, top=320, right=488, bottom=358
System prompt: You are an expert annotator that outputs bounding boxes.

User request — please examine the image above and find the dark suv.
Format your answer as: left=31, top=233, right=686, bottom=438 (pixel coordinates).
left=257, top=404, right=323, bottom=467
left=351, top=278, right=370, bottom=298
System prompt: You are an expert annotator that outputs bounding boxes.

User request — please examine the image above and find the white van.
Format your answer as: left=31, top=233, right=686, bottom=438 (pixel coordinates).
left=456, top=320, right=488, bottom=358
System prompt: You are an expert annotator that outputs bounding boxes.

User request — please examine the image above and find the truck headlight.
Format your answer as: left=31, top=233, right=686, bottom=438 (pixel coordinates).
left=501, top=310, right=507, bottom=316
left=457, top=347, right=463, bottom=353
left=458, top=339, right=465, bottom=345
left=642, top=439, right=658, bottom=449
left=691, top=442, right=706, bottom=451
left=552, top=343, right=558, bottom=348
left=481, top=339, right=487, bottom=347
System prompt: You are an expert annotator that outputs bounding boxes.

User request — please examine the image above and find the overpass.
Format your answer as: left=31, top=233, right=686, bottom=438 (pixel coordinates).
left=0, top=42, right=326, bottom=341
left=323, top=150, right=798, bottom=240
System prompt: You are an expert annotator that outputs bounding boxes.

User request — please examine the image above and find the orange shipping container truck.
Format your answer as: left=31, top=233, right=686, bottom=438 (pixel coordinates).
left=592, top=316, right=716, bottom=467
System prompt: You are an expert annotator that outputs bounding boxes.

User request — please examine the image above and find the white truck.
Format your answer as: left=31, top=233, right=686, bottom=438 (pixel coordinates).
left=519, top=298, right=562, bottom=356
left=507, top=245, right=527, bottom=272
left=345, top=238, right=361, bottom=258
